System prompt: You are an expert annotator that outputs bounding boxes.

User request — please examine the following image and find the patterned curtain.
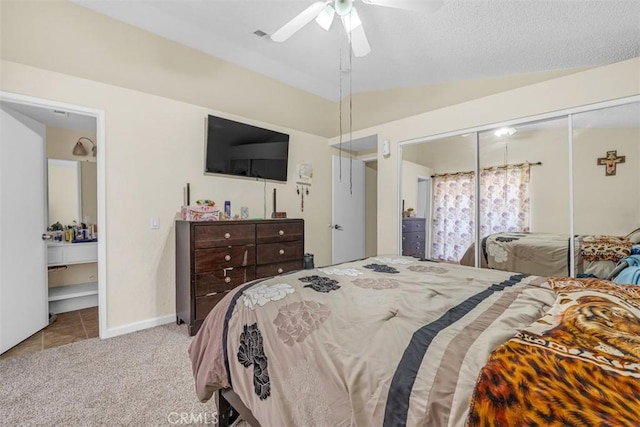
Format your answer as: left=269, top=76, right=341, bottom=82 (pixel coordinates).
left=431, top=163, right=531, bottom=262
left=479, top=164, right=530, bottom=237
left=431, top=173, right=475, bottom=262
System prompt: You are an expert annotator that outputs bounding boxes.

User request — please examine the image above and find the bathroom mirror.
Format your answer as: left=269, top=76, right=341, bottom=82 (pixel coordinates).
left=47, top=159, right=97, bottom=227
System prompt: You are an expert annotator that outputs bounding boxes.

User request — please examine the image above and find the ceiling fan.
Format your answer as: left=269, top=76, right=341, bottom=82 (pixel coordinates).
left=270, top=0, right=444, bottom=57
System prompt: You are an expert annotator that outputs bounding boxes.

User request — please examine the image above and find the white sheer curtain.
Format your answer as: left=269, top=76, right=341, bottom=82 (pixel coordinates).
left=431, top=163, right=531, bottom=262
left=479, top=164, right=531, bottom=237
left=431, top=172, right=475, bottom=262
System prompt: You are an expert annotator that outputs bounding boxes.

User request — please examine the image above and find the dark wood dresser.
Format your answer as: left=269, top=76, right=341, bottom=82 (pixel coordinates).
left=401, top=217, right=426, bottom=258
left=176, top=218, right=304, bottom=335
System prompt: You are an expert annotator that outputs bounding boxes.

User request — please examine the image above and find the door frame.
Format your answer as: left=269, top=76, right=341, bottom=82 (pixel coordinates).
left=0, top=91, right=107, bottom=338
left=416, top=175, right=432, bottom=258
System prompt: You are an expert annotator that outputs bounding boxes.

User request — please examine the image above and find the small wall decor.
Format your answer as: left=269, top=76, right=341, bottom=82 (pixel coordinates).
left=597, top=150, right=625, bottom=176
left=296, top=163, right=313, bottom=185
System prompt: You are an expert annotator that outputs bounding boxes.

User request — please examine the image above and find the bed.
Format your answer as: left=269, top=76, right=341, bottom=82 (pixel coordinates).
left=188, top=256, right=640, bottom=426
left=459, top=232, right=635, bottom=279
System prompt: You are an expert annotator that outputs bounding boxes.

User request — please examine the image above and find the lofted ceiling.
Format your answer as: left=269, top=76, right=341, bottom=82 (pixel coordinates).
left=72, top=0, right=640, bottom=102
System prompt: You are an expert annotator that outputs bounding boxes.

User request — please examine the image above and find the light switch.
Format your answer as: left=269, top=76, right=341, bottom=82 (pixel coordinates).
left=151, top=216, right=160, bottom=229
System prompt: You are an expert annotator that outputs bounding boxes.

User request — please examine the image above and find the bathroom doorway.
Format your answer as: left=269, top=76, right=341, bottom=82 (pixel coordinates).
left=0, top=92, right=105, bottom=357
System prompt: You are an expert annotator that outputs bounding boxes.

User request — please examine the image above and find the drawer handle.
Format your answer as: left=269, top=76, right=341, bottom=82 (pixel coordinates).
left=225, top=255, right=231, bottom=261
left=277, top=268, right=283, bottom=274
left=224, top=232, right=231, bottom=239
left=279, top=249, right=285, bottom=255
left=225, top=277, right=231, bottom=283
left=205, top=292, right=218, bottom=297
left=279, top=230, right=284, bottom=236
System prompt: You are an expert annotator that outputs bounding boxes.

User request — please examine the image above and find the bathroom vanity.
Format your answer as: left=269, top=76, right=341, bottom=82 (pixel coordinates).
left=47, top=241, right=98, bottom=313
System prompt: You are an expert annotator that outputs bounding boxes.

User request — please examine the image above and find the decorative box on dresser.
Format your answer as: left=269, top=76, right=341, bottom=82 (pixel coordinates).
left=401, top=218, right=426, bottom=258
left=176, top=218, right=304, bottom=335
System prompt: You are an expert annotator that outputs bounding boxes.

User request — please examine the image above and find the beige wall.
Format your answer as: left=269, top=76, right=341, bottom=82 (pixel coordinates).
left=46, top=127, right=97, bottom=162
left=401, top=160, right=432, bottom=215
left=572, top=128, right=640, bottom=235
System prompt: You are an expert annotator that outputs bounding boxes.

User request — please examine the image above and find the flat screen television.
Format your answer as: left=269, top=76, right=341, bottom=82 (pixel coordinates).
left=205, top=115, right=290, bottom=182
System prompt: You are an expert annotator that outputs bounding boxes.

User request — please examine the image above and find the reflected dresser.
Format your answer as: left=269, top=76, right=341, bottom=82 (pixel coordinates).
left=401, top=217, right=426, bottom=258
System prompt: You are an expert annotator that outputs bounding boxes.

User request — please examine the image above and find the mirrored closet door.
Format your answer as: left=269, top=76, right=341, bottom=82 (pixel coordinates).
left=571, top=101, right=640, bottom=278
left=399, top=96, right=639, bottom=280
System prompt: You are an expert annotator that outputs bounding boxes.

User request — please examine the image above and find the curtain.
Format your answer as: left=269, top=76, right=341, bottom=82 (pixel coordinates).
left=431, top=163, right=531, bottom=262
left=479, top=164, right=530, bottom=237
left=431, top=173, right=475, bottom=262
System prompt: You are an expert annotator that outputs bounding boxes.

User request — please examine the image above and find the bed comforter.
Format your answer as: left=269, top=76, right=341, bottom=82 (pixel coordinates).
left=468, top=277, right=640, bottom=426
left=189, top=256, right=557, bottom=426
left=459, top=232, right=631, bottom=278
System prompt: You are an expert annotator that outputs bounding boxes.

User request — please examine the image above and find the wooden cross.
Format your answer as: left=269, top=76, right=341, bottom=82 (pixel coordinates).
left=597, top=150, right=625, bottom=176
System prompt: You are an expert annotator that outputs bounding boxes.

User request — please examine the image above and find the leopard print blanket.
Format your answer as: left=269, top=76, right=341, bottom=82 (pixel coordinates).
left=467, top=278, right=640, bottom=426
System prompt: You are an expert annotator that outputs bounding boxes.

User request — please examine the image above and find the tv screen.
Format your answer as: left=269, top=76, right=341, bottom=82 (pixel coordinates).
left=205, top=115, right=290, bottom=182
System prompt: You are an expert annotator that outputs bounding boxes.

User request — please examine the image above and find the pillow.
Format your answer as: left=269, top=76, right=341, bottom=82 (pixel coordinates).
left=626, top=227, right=640, bottom=244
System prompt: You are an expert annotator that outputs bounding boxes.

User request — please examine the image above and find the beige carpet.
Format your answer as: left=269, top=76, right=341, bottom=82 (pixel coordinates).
left=0, top=323, right=244, bottom=426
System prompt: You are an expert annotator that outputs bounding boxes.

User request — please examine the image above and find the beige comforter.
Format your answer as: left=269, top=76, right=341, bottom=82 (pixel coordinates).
left=189, top=256, right=556, bottom=426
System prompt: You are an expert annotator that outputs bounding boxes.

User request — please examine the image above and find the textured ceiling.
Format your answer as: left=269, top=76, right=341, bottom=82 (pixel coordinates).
left=74, top=0, right=640, bottom=102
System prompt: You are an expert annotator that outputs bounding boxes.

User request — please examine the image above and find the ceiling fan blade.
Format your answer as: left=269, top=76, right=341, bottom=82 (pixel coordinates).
left=315, top=4, right=336, bottom=31
left=348, top=20, right=371, bottom=57
left=271, top=1, right=326, bottom=42
left=361, top=0, right=444, bottom=13
left=340, top=6, right=363, bottom=33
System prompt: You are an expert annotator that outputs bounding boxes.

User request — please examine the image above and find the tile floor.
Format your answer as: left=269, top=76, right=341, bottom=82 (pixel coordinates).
left=0, top=307, right=98, bottom=360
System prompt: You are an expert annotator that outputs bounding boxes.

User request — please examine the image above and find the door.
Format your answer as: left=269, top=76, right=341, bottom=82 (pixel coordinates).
left=332, top=155, right=365, bottom=264
left=0, top=105, right=49, bottom=353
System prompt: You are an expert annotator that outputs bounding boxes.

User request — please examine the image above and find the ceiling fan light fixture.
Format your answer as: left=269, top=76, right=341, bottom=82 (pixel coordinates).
left=334, top=0, right=353, bottom=16
left=315, top=4, right=335, bottom=30
left=494, top=127, right=517, bottom=137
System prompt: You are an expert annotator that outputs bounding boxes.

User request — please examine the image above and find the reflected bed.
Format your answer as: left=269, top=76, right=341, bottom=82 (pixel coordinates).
left=459, top=232, right=635, bottom=279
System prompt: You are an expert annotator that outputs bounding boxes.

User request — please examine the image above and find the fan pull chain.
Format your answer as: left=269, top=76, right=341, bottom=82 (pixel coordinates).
left=338, top=27, right=343, bottom=183
left=348, top=10, right=353, bottom=196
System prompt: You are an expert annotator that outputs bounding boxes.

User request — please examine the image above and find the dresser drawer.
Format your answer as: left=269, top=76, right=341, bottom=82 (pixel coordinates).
left=257, top=240, right=303, bottom=265
left=402, top=219, right=425, bottom=233
left=402, top=231, right=425, bottom=246
left=195, top=246, right=255, bottom=273
left=256, top=260, right=302, bottom=278
left=195, top=292, right=228, bottom=321
left=195, top=266, right=256, bottom=297
left=402, top=239, right=425, bottom=257
left=194, top=224, right=255, bottom=249
left=256, top=221, right=304, bottom=244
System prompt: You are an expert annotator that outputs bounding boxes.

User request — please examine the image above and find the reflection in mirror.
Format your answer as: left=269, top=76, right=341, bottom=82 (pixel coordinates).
left=48, top=159, right=81, bottom=226
left=572, top=101, right=640, bottom=280
left=464, top=117, right=572, bottom=276
left=402, top=134, right=476, bottom=261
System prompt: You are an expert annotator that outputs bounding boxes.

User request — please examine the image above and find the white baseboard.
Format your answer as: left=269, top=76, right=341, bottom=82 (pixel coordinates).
left=100, top=314, right=176, bottom=339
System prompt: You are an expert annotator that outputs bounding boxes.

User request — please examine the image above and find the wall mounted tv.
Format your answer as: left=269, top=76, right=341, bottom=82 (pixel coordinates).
left=205, top=115, right=290, bottom=182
